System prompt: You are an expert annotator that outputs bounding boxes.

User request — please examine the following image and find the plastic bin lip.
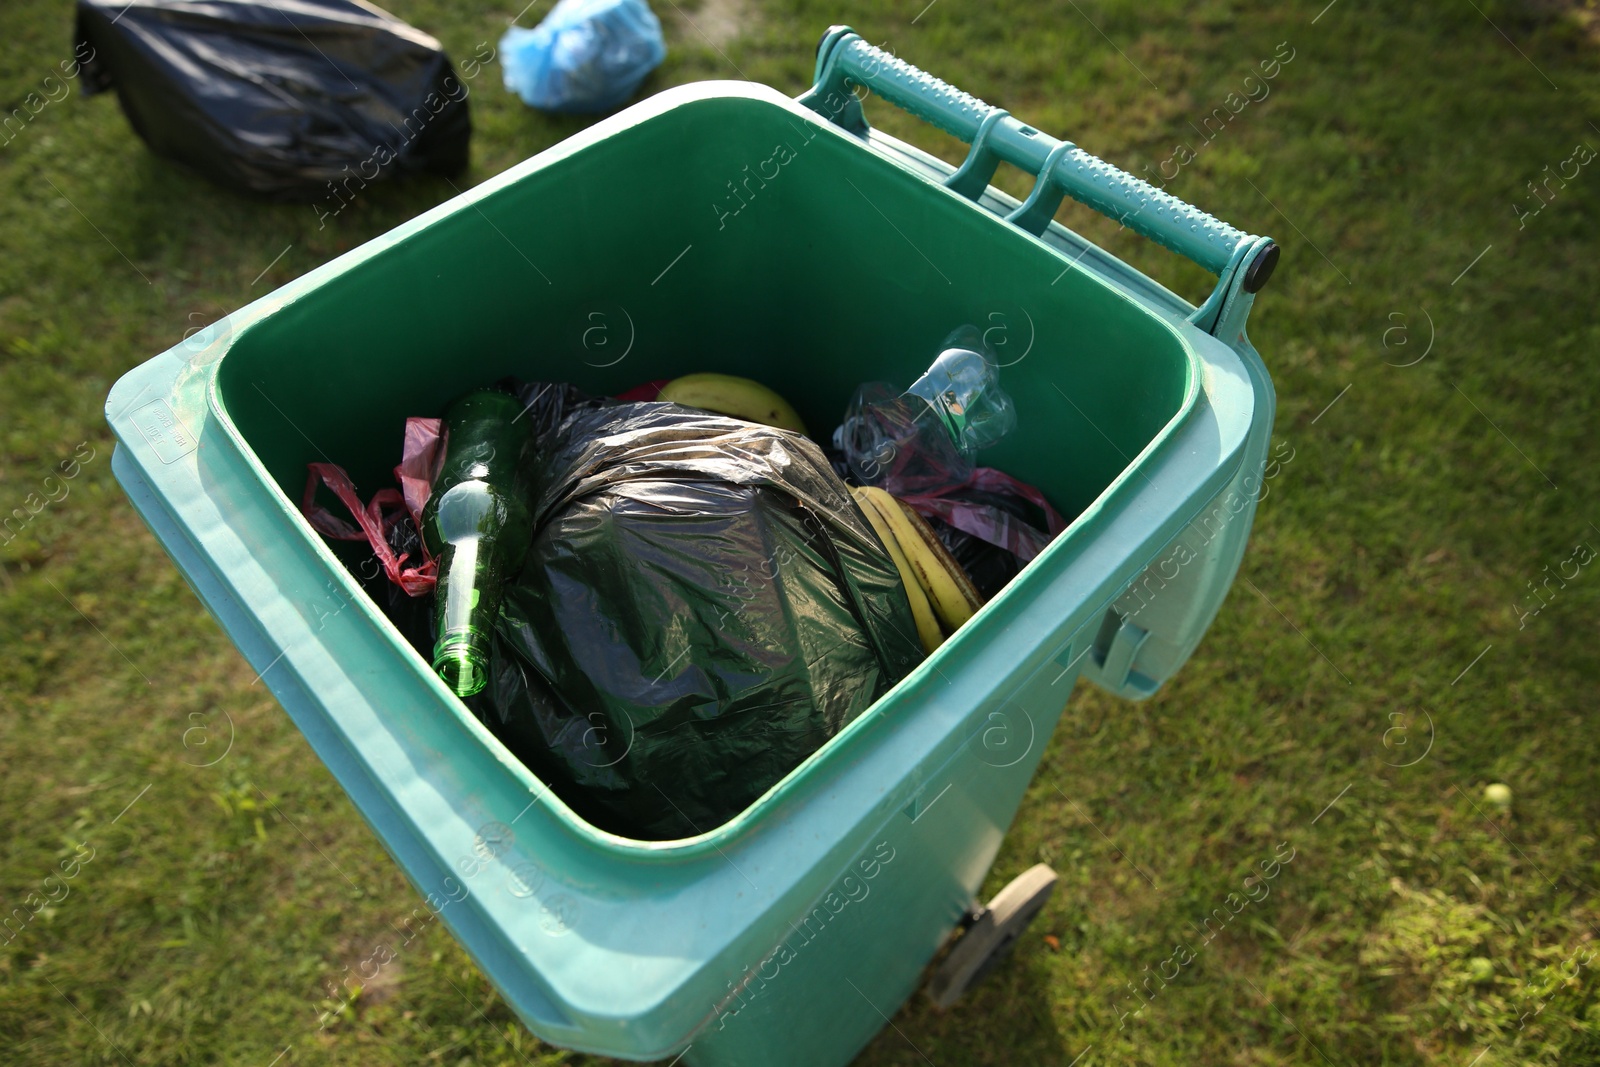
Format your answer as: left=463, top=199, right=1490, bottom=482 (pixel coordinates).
left=163, top=76, right=1223, bottom=862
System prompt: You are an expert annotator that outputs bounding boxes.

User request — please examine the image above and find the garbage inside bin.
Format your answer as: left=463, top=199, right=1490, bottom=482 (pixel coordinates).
left=73, top=0, right=471, bottom=200
left=898, top=468, right=1070, bottom=601
left=305, top=380, right=924, bottom=840
left=420, top=389, right=537, bottom=699
left=829, top=327, right=1061, bottom=601
left=657, top=373, right=809, bottom=434
left=499, top=0, right=666, bottom=114
left=848, top=484, right=982, bottom=655
left=835, top=325, right=1018, bottom=495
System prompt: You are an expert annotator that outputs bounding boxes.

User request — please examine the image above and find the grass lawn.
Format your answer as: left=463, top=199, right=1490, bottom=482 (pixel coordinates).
left=4, top=0, right=1600, bottom=1063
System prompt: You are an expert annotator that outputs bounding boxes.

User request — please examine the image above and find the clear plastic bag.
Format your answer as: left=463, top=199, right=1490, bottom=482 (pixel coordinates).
left=499, top=0, right=666, bottom=114
left=835, top=325, right=1018, bottom=495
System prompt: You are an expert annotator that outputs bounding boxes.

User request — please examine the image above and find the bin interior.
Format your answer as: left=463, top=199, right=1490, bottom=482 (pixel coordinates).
left=212, top=89, right=1195, bottom=832
left=218, top=91, right=1191, bottom=522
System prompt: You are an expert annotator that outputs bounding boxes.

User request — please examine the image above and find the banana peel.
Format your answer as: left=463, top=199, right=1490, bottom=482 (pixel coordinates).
left=658, top=373, right=807, bottom=435
left=852, top=485, right=986, bottom=653
left=850, top=486, right=944, bottom=654
left=885, top=495, right=983, bottom=632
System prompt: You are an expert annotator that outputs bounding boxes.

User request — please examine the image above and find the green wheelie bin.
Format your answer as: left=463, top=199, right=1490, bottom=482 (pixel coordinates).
left=106, top=28, right=1279, bottom=1067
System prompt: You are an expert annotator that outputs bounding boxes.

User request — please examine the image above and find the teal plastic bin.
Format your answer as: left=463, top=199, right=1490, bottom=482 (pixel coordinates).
left=106, top=29, right=1277, bottom=1067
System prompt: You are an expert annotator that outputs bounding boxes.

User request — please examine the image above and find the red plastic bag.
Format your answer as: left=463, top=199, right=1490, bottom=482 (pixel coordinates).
left=900, top=467, right=1068, bottom=563
left=301, top=417, right=445, bottom=596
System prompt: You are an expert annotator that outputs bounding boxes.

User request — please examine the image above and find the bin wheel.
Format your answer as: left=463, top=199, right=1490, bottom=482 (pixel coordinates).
left=926, top=863, right=1058, bottom=1009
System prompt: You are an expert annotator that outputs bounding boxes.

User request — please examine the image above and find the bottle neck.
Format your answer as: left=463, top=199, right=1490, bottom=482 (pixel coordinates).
left=432, top=537, right=494, bottom=697
left=903, top=386, right=964, bottom=446
left=434, top=640, right=489, bottom=698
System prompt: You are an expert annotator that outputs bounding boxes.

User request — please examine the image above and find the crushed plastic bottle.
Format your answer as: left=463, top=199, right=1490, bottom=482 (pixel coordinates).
left=835, top=325, right=1018, bottom=495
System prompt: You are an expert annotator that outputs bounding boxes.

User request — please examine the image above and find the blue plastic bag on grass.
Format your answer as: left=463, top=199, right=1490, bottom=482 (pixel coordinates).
left=500, top=0, right=666, bottom=114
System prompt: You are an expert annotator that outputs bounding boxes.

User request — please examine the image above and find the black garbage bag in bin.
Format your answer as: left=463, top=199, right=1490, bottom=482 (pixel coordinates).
left=370, top=383, right=925, bottom=841
left=73, top=0, right=470, bottom=201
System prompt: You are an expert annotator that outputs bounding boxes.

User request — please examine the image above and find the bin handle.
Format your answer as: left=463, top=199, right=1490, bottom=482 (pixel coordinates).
left=798, top=27, right=1280, bottom=321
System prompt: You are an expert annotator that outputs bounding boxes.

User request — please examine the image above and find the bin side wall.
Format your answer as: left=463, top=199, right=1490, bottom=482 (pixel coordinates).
left=686, top=654, right=1080, bottom=1067
left=213, top=93, right=1191, bottom=528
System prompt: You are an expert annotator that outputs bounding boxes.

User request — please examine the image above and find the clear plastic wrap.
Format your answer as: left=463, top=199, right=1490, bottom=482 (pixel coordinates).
left=836, top=325, right=1018, bottom=495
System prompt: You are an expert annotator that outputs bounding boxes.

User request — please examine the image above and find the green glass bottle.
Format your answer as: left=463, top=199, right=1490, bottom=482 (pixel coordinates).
left=421, top=389, right=533, bottom=697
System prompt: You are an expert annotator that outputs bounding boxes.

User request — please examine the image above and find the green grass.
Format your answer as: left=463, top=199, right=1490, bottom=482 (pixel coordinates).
left=4, top=0, right=1600, bottom=1063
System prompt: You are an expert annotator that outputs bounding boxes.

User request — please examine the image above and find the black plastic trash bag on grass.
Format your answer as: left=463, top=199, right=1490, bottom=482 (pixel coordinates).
left=365, top=383, right=924, bottom=841
left=74, top=0, right=471, bottom=200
